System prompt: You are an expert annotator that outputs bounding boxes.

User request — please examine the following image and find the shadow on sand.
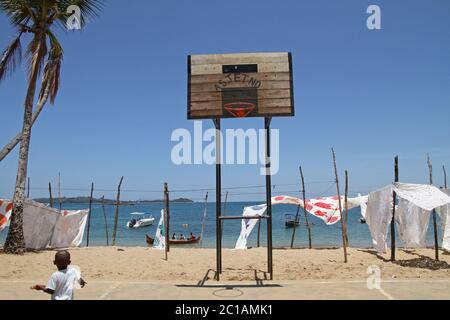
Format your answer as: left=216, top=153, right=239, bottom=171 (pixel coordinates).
left=175, top=268, right=283, bottom=289
left=359, top=249, right=450, bottom=271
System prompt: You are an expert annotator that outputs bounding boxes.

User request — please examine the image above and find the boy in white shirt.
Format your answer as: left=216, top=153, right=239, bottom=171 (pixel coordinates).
left=31, top=250, right=86, bottom=300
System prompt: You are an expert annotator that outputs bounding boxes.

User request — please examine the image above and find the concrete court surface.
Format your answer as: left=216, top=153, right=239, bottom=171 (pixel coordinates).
left=1, top=279, right=450, bottom=300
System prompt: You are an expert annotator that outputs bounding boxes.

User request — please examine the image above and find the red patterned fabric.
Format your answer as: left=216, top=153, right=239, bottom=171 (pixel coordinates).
left=0, top=199, right=13, bottom=231
left=271, top=195, right=367, bottom=225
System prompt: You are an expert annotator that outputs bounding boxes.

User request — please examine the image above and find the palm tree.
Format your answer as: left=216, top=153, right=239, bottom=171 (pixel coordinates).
left=0, top=0, right=103, bottom=254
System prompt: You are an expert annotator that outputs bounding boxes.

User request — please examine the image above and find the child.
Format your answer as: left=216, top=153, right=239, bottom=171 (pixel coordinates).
left=31, top=250, right=86, bottom=300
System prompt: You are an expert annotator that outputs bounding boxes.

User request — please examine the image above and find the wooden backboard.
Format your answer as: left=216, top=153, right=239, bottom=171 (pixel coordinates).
left=188, top=52, right=294, bottom=119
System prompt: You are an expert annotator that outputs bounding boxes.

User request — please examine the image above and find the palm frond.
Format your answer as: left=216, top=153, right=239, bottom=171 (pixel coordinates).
left=25, top=32, right=47, bottom=83
left=39, top=30, right=63, bottom=104
left=0, top=34, right=22, bottom=82
left=0, top=0, right=37, bottom=26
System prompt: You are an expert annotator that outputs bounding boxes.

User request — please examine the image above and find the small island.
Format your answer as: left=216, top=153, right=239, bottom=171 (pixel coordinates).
left=33, top=197, right=194, bottom=205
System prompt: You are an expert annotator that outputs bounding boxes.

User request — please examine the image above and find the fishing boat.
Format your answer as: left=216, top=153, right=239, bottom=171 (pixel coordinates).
left=146, top=235, right=201, bottom=246
left=126, top=212, right=155, bottom=228
left=285, top=214, right=300, bottom=228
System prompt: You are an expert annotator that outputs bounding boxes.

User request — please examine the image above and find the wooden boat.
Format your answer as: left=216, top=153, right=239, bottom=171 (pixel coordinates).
left=285, top=214, right=300, bottom=228
left=146, top=235, right=201, bottom=246
left=146, top=235, right=154, bottom=246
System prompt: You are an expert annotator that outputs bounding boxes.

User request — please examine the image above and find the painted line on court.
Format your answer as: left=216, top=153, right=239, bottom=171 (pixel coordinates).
left=378, top=287, right=395, bottom=300
left=99, top=282, right=121, bottom=300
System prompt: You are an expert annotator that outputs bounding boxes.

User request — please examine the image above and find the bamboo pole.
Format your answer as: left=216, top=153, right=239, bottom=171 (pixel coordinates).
left=391, top=156, right=399, bottom=261
left=344, top=170, right=349, bottom=248
left=164, top=182, right=170, bottom=260
left=444, top=165, right=447, bottom=189
left=112, top=176, right=124, bottom=246
left=48, top=182, right=54, bottom=208
left=427, top=155, right=440, bottom=261
left=332, top=148, right=348, bottom=263
left=101, top=196, right=109, bottom=246
left=27, top=177, right=30, bottom=198
left=86, top=183, right=94, bottom=247
left=200, top=192, right=209, bottom=246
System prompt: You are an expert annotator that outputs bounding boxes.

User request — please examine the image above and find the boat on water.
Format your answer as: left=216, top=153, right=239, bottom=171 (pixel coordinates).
left=146, top=235, right=201, bottom=246
left=285, top=214, right=300, bottom=228
left=126, top=212, right=155, bottom=228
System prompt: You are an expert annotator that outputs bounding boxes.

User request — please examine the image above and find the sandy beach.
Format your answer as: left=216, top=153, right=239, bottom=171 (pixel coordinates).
left=1, top=247, right=449, bottom=282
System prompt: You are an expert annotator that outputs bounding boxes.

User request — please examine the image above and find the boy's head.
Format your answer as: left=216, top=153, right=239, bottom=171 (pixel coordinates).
left=53, top=250, right=71, bottom=270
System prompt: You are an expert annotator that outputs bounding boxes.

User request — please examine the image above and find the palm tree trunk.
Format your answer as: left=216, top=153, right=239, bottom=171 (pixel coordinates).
left=0, top=89, right=49, bottom=162
left=4, top=34, right=45, bottom=254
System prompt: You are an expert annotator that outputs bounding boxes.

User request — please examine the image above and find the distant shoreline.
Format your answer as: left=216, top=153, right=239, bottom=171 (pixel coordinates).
left=32, top=197, right=194, bottom=205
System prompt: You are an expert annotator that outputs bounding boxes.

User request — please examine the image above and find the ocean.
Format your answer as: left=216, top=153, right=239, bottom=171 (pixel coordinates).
left=0, top=202, right=443, bottom=248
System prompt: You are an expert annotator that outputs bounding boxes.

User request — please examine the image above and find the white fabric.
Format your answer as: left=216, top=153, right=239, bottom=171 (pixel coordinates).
left=365, top=184, right=450, bottom=253
left=23, top=200, right=60, bottom=250
left=365, top=186, right=393, bottom=253
left=234, top=204, right=267, bottom=250
left=0, top=199, right=13, bottom=231
left=46, top=266, right=82, bottom=300
left=437, top=189, right=450, bottom=252
left=153, top=209, right=165, bottom=250
left=50, top=210, right=88, bottom=248
left=396, top=200, right=430, bottom=248
left=1, top=199, right=88, bottom=250
left=393, top=183, right=450, bottom=211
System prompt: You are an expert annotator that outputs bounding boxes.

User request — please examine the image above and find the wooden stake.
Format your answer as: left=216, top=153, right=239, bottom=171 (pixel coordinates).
left=200, top=192, right=209, bottom=246
left=58, top=172, right=62, bottom=212
left=444, top=165, right=447, bottom=189
left=101, top=196, right=109, bottom=246
left=290, top=204, right=301, bottom=249
left=291, top=166, right=312, bottom=249
left=86, top=182, right=94, bottom=247
left=48, top=182, right=54, bottom=208
left=27, top=177, right=30, bottom=198
left=428, top=155, right=440, bottom=261
left=332, top=148, right=348, bottom=263
left=112, top=176, right=124, bottom=246
left=164, top=182, right=170, bottom=260
left=344, top=170, right=349, bottom=248
left=221, top=191, right=228, bottom=243
left=391, top=156, right=399, bottom=261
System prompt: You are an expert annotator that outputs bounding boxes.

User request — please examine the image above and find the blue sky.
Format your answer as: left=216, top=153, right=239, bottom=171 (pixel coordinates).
left=0, top=0, right=449, bottom=202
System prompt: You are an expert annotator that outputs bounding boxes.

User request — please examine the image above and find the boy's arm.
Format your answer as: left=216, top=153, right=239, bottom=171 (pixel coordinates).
left=31, top=285, right=55, bottom=295
left=79, top=277, right=87, bottom=288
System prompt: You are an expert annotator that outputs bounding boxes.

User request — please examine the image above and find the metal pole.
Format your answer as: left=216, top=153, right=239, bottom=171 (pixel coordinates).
left=214, top=119, right=222, bottom=280
left=265, top=117, right=273, bottom=280
left=391, top=156, right=398, bottom=261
